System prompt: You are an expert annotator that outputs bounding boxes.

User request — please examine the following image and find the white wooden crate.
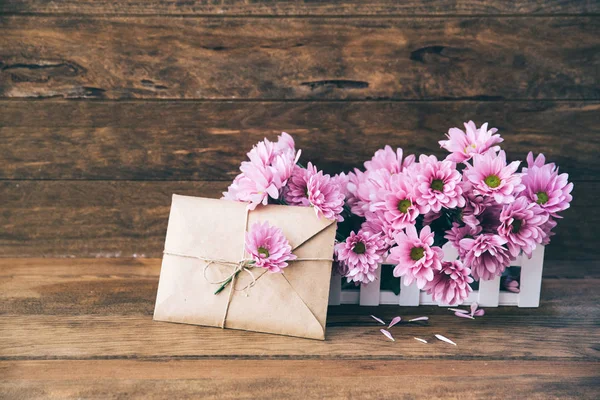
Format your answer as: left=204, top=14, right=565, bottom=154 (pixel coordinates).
left=329, top=243, right=545, bottom=308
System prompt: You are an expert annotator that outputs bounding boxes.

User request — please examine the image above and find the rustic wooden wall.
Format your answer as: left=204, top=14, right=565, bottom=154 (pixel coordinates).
left=0, top=1, right=598, bottom=264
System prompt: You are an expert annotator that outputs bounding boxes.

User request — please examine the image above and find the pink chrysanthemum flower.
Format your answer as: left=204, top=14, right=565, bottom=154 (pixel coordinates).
left=498, top=197, right=549, bottom=257
left=371, top=172, right=423, bottom=230
left=521, top=152, right=573, bottom=217
left=331, top=172, right=351, bottom=199
left=361, top=210, right=399, bottom=248
left=387, top=225, right=443, bottom=289
left=460, top=181, right=496, bottom=228
left=460, top=234, right=513, bottom=281
left=424, top=260, right=474, bottom=305
left=335, top=230, right=385, bottom=284
left=445, top=223, right=482, bottom=258
left=307, top=169, right=345, bottom=221
left=346, top=168, right=391, bottom=217
left=245, top=221, right=297, bottom=273
left=540, top=218, right=557, bottom=246
left=364, top=145, right=415, bottom=175
left=463, top=150, right=524, bottom=204
left=282, top=163, right=318, bottom=206
left=413, top=155, right=465, bottom=213
left=439, top=121, right=503, bottom=163
left=275, top=132, right=295, bottom=154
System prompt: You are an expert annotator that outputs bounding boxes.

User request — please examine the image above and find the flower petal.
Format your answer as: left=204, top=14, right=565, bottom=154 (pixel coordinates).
left=448, top=308, right=469, bottom=314
left=454, top=312, right=475, bottom=319
left=380, top=329, right=395, bottom=341
left=409, top=316, right=429, bottom=322
left=388, top=316, right=402, bottom=328
left=414, top=337, right=428, bottom=344
left=435, top=334, right=457, bottom=346
left=370, top=315, right=386, bottom=325
left=470, top=302, right=479, bottom=316
left=473, top=309, right=485, bottom=317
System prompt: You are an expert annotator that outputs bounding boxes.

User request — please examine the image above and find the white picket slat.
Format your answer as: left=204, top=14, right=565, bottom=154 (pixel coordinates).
left=477, top=274, right=501, bottom=307
left=359, top=266, right=382, bottom=306
left=399, top=278, right=420, bottom=306
left=518, top=245, right=545, bottom=307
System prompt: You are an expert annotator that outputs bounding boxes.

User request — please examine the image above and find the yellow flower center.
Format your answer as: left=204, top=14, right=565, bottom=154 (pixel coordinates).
left=410, top=247, right=425, bottom=261
left=257, top=247, right=270, bottom=257
left=536, top=191, right=549, bottom=205
left=484, top=174, right=501, bottom=188
left=397, top=199, right=412, bottom=213
left=430, top=179, right=444, bottom=192
left=353, top=242, right=366, bottom=254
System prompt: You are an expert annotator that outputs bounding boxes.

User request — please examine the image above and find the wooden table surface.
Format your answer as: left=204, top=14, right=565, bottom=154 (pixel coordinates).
left=1, top=258, right=598, bottom=399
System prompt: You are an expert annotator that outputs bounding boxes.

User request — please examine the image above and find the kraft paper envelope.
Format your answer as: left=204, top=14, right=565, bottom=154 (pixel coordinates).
left=153, top=194, right=337, bottom=340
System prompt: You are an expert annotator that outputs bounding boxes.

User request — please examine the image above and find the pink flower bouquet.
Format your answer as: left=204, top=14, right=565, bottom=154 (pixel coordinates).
left=223, top=123, right=573, bottom=305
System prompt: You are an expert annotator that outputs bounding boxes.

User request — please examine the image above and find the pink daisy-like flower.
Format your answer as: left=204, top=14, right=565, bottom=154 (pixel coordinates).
left=387, top=225, right=443, bottom=289
left=371, top=172, right=423, bottom=230
left=346, top=168, right=391, bottom=217
left=521, top=152, right=573, bottom=217
left=439, top=121, right=503, bottom=163
left=444, top=223, right=482, bottom=258
left=463, top=150, right=524, bottom=204
left=307, top=169, right=345, bottom=221
left=247, top=138, right=277, bottom=166
left=282, top=163, right=318, bottom=206
left=331, top=172, right=351, bottom=199
left=460, top=234, right=514, bottom=281
left=361, top=210, right=400, bottom=249
left=335, top=230, right=385, bottom=284
left=245, top=221, right=297, bottom=273
left=540, top=217, right=557, bottom=245
left=498, top=197, right=549, bottom=257
left=364, top=145, right=415, bottom=175
left=413, top=155, right=465, bottom=213
left=275, top=131, right=295, bottom=155
left=460, top=181, right=496, bottom=228
left=424, top=260, right=474, bottom=305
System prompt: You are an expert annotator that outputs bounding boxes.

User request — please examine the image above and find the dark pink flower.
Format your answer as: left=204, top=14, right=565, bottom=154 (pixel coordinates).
left=335, top=230, right=386, bottom=284
left=413, top=155, right=465, bottom=213
left=463, top=150, right=524, bottom=204
left=245, top=221, right=296, bottom=273
left=371, top=172, right=423, bottom=230
left=521, top=152, right=573, bottom=217
left=439, top=121, right=503, bottom=163
left=460, top=234, right=514, bottom=281
left=445, top=223, right=482, bottom=258
left=364, top=145, right=415, bottom=175
left=282, top=163, right=318, bottom=206
left=424, top=260, right=474, bottom=305
left=387, top=225, right=443, bottom=289
left=307, top=169, right=345, bottom=221
left=498, top=197, right=549, bottom=257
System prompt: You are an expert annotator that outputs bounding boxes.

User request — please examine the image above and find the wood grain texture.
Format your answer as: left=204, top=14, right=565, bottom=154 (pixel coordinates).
left=2, top=258, right=597, bottom=316
left=2, top=0, right=599, bottom=16
left=2, top=312, right=598, bottom=359
left=1, top=100, right=599, bottom=180
left=0, top=181, right=593, bottom=259
left=1, top=17, right=598, bottom=100
left=1, top=360, right=598, bottom=400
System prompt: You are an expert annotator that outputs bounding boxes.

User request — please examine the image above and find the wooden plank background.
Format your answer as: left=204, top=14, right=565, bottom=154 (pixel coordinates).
left=1, top=2, right=599, bottom=265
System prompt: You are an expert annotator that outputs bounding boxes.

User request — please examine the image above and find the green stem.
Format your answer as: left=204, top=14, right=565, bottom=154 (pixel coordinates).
left=214, top=271, right=239, bottom=295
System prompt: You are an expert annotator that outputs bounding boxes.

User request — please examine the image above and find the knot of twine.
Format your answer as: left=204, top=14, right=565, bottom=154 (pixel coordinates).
left=163, top=208, right=332, bottom=329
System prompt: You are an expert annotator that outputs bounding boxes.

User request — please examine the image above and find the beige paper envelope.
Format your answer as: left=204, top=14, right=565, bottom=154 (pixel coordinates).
left=153, top=195, right=337, bottom=340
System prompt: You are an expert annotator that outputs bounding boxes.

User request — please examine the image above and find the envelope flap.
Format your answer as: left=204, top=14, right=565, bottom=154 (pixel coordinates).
left=246, top=203, right=336, bottom=252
